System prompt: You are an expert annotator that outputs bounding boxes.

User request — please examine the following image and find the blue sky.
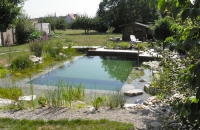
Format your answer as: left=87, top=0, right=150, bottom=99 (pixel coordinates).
left=23, top=0, right=101, bottom=18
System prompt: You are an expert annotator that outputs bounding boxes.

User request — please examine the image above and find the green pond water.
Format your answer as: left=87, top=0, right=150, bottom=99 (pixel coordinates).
left=29, top=56, right=143, bottom=91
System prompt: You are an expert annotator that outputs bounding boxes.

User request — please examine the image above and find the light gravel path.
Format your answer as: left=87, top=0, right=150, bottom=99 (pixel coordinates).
left=0, top=106, right=159, bottom=130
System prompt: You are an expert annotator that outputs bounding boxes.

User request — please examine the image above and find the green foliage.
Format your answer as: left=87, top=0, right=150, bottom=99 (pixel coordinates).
left=92, top=97, right=103, bottom=110
left=43, top=41, right=64, bottom=60
left=28, top=31, right=42, bottom=42
left=15, top=14, right=36, bottom=44
left=151, top=17, right=175, bottom=41
left=39, top=15, right=67, bottom=31
left=29, top=42, right=43, bottom=57
left=45, top=81, right=85, bottom=107
left=55, top=17, right=68, bottom=30
left=120, top=42, right=130, bottom=49
left=0, top=0, right=24, bottom=32
left=0, top=86, right=23, bottom=100
left=64, top=43, right=76, bottom=57
left=107, top=42, right=118, bottom=49
left=38, top=96, right=47, bottom=107
left=107, top=91, right=126, bottom=109
left=0, top=65, right=9, bottom=78
left=10, top=55, right=33, bottom=71
left=0, top=118, right=134, bottom=130
left=71, top=14, right=96, bottom=34
left=97, top=0, right=159, bottom=32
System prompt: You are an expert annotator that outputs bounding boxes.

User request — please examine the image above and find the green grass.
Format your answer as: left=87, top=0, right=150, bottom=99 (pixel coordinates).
left=0, top=29, right=122, bottom=65
left=0, top=118, right=135, bottom=130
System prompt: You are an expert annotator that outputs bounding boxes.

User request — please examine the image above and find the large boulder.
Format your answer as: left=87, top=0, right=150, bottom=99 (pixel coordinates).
left=124, top=89, right=143, bottom=97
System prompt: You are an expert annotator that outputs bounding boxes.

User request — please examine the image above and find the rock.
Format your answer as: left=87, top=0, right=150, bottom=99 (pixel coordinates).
left=89, top=106, right=95, bottom=112
left=29, top=55, right=43, bottom=63
left=123, top=103, right=137, bottom=109
left=134, top=99, right=144, bottom=104
left=143, top=101, right=152, bottom=106
left=149, top=122, right=162, bottom=128
left=135, top=67, right=143, bottom=71
left=139, top=79, right=146, bottom=82
left=152, top=71, right=159, bottom=75
left=124, top=89, right=143, bottom=97
left=18, top=95, right=36, bottom=101
left=0, top=98, right=13, bottom=105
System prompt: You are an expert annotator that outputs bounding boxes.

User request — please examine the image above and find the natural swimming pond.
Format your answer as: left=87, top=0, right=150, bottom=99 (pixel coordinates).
left=29, top=56, right=144, bottom=91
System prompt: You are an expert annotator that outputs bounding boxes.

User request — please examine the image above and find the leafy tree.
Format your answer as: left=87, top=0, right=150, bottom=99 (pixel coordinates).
left=151, top=17, right=175, bottom=49
left=97, top=0, right=159, bottom=32
left=15, top=14, right=35, bottom=44
left=38, top=15, right=68, bottom=31
left=0, top=0, right=25, bottom=45
left=55, top=17, right=68, bottom=30
left=71, top=14, right=93, bottom=34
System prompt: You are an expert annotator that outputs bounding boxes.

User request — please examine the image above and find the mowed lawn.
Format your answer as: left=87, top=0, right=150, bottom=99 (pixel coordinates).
left=0, top=29, right=122, bottom=65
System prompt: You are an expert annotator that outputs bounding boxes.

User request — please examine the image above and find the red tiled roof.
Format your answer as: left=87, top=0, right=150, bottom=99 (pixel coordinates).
left=68, top=14, right=76, bottom=20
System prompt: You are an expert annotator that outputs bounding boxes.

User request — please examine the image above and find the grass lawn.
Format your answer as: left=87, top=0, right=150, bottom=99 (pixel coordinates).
left=0, top=29, right=122, bottom=65
left=0, top=118, right=135, bottom=130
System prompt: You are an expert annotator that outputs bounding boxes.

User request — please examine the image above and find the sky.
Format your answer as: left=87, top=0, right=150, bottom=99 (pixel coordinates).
left=23, top=0, right=101, bottom=18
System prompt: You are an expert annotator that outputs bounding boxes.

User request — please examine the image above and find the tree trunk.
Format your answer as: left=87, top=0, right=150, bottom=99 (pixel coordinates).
left=1, top=32, right=4, bottom=46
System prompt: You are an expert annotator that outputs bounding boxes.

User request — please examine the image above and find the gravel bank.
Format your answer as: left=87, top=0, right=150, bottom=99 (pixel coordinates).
left=0, top=106, right=159, bottom=130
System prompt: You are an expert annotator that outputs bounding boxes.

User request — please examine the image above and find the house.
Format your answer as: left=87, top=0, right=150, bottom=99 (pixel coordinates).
left=119, top=22, right=153, bottom=41
left=66, top=14, right=77, bottom=24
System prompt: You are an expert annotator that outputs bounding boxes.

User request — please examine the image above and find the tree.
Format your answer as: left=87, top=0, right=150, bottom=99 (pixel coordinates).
left=0, top=0, right=25, bottom=45
left=15, top=14, right=35, bottom=44
left=96, top=0, right=159, bottom=32
left=38, top=15, right=68, bottom=31
left=55, top=17, right=68, bottom=30
left=71, top=14, right=94, bottom=34
left=151, top=17, right=175, bottom=49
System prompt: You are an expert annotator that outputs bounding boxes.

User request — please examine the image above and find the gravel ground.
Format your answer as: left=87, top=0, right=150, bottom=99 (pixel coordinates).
left=0, top=106, right=159, bottom=130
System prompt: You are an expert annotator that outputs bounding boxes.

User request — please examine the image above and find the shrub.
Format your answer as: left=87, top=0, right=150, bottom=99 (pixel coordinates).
left=28, top=31, right=42, bottom=42
left=120, top=42, right=130, bottom=49
left=0, top=64, right=9, bottom=78
left=15, top=14, right=35, bottom=44
left=38, top=96, right=47, bottom=107
left=10, top=55, right=33, bottom=71
left=107, top=91, right=126, bottom=109
left=29, top=42, right=43, bottom=57
left=0, top=86, right=23, bottom=100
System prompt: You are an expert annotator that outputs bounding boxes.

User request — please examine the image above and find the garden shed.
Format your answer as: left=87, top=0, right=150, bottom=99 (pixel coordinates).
left=119, top=22, right=152, bottom=41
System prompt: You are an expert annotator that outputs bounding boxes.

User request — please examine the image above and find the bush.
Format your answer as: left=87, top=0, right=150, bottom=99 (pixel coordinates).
left=120, top=42, right=130, bottom=49
left=28, top=31, right=42, bottom=42
left=0, top=86, right=23, bottom=100
left=0, top=64, right=9, bottom=78
left=38, top=96, right=47, bottom=107
left=15, top=14, right=36, bottom=44
left=11, top=55, right=33, bottom=71
left=29, top=42, right=43, bottom=57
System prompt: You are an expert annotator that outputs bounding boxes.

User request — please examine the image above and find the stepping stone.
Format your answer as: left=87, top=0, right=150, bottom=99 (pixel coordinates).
left=124, top=89, right=143, bottom=97
left=18, top=95, right=36, bottom=101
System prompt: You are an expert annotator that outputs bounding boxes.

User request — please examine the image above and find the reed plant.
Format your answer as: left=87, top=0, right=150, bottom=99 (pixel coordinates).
left=45, top=81, right=85, bottom=107
left=107, top=90, right=126, bottom=109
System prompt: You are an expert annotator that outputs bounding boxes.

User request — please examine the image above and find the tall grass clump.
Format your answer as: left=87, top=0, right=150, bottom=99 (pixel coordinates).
left=43, top=41, right=66, bottom=60
left=0, top=64, right=9, bottom=78
left=29, top=42, right=43, bottom=57
left=120, top=42, right=130, bottom=49
left=45, top=81, right=85, bottom=107
left=64, top=43, right=76, bottom=58
left=107, top=91, right=126, bottom=109
left=0, top=86, right=23, bottom=100
left=10, top=55, right=33, bottom=71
